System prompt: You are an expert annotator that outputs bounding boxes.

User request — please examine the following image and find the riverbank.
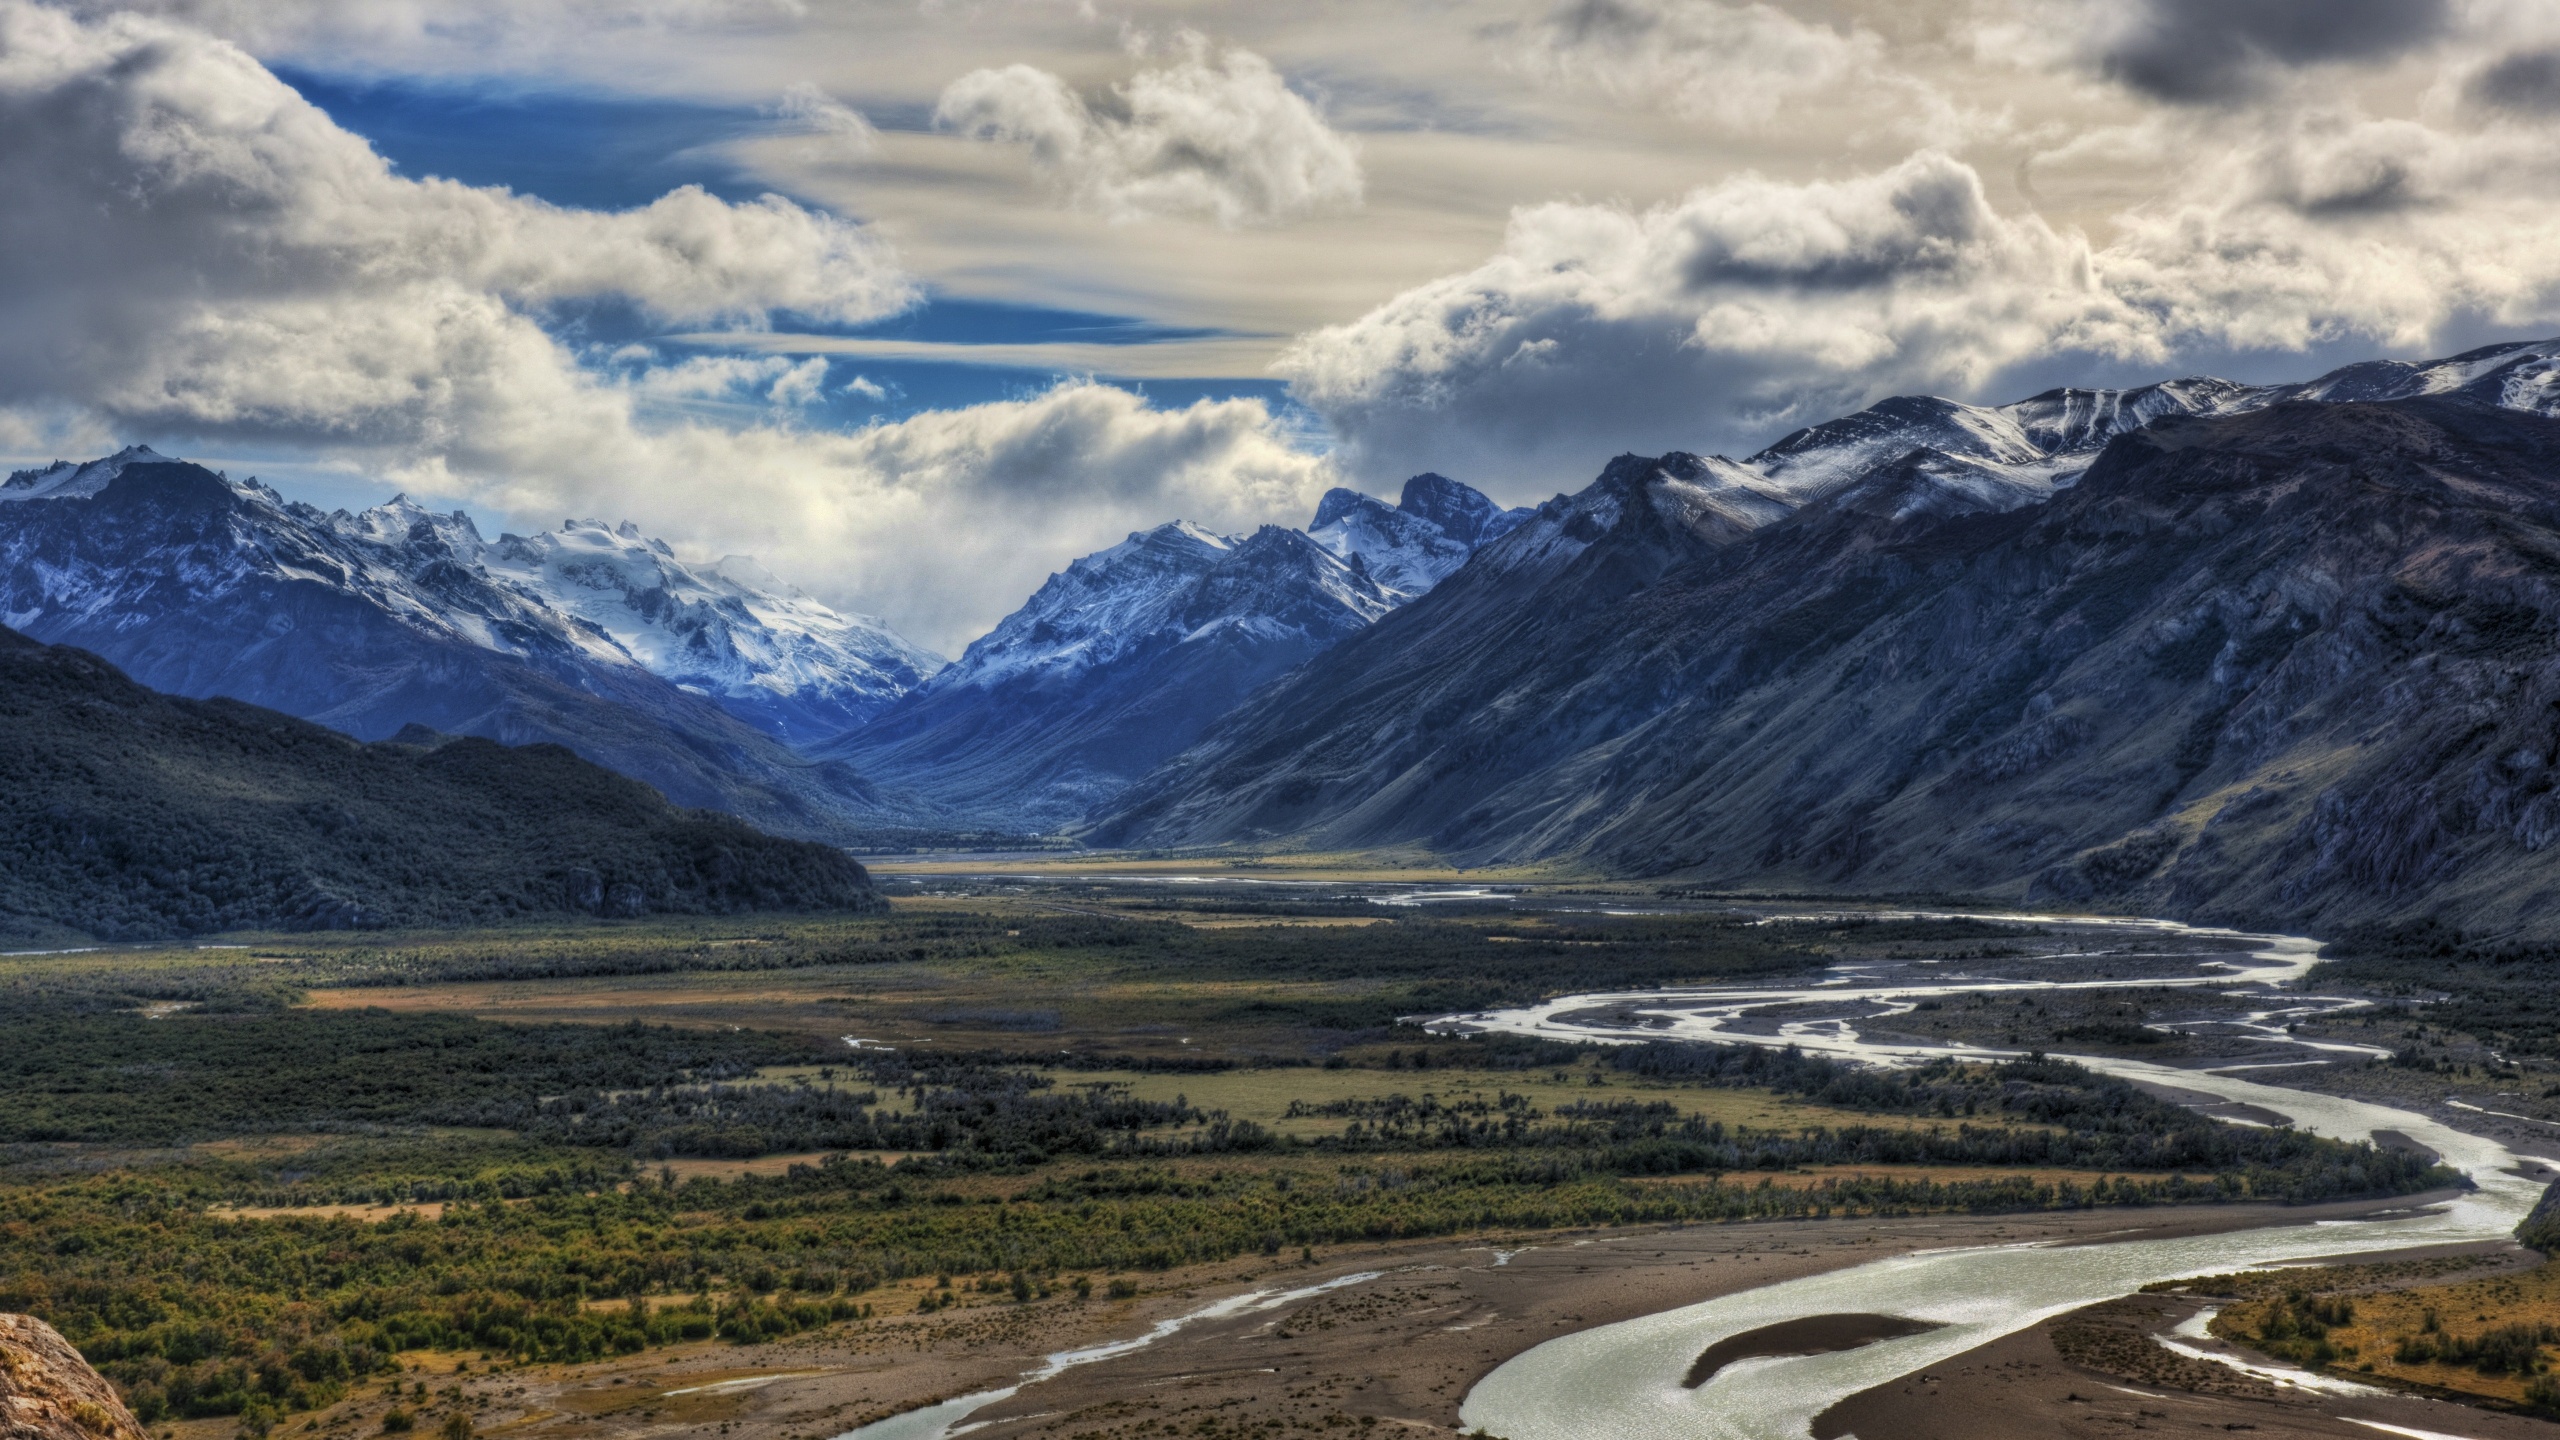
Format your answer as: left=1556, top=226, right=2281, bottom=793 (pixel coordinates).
left=167, top=1193, right=2446, bottom=1440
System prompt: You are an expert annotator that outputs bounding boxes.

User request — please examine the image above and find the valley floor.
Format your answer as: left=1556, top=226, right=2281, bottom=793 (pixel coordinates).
left=13, top=873, right=2560, bottom=1439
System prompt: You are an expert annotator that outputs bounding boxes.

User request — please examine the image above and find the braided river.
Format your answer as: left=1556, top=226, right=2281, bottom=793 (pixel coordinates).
left=1431, top=915, right=2559, bottom=1440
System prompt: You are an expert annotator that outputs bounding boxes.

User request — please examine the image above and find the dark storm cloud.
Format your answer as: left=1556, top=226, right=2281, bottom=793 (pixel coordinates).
left=2101, top=0, right=2453, bottom=103
left=2468, top=50, right=2560, bottom=114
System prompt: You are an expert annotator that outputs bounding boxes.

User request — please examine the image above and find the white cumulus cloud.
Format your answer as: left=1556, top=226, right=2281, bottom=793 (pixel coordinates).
left=0, top=1, right=910, bottom=444
left=936, top=36, right=1362, bottom=226
left=1286, top=95, right=2560, bottom=491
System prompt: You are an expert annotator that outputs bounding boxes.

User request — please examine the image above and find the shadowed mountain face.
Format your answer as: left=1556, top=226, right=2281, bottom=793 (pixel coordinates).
left=0, top=458, right=899, bottom=840
left=0, top=626, right=883, bottom=943
left=1095, top=397, right=2560, bottom=937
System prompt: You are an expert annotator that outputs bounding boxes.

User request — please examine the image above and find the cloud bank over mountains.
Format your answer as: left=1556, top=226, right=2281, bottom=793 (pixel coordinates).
left=8, top=0, right=2560, bottom=650
left=1287, top=0, right=2560, bottom=484
left=0, top=1, right=1331, bottom=653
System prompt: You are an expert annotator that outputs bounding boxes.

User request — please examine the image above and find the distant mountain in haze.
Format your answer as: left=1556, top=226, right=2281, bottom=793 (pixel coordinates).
left=811, top=522, right=1398, bottom=830
left=811, top=475, right=1527, bottom=829
left=0, top=625, right=883, bottom=943
left=1094, top=340, right=2560, bottom=937
left=0, top=452, right=929, bottom=839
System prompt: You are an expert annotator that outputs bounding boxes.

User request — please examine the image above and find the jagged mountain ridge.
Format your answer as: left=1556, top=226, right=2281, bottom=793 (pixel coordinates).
left=0, top=625, right=882, bottom=943
left=811, top=471, right=1531, bottom=830
left=0, top=455, right=911, bottom=839
left=1094, top=342, right=2560, bottom=938
left=4, top=448, right=942, bottom=745
left=1702, top=337, right=2560, bottom=524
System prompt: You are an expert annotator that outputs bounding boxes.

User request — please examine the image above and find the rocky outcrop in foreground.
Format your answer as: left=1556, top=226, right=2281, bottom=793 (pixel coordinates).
left=0, top=1315, right=144, bottom=1440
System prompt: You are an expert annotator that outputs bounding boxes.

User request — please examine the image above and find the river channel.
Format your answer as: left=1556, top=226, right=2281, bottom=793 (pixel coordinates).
left=1430, top=915, right=2560, bottom=1439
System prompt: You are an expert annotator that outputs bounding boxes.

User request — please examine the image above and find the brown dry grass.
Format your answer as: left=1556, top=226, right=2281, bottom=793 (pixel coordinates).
left=2208, top=1254, right=2560, bottom=1406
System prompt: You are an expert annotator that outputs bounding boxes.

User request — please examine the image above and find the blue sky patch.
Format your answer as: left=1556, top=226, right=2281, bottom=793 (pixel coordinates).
left=278, top=67, right=773, bottom=210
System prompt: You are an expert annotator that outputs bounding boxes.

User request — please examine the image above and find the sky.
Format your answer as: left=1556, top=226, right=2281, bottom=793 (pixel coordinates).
left=4, top=0, right=2560, bottom=654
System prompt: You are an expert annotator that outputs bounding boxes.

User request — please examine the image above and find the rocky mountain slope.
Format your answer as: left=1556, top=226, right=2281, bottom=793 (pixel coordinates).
left=0, top=453, right=917, bottom=839
left=0, top=625, right=882, bottom=943
left=1096, top=349, right=2560, bottom=937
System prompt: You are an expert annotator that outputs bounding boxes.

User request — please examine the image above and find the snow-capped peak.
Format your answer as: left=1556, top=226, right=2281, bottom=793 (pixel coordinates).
left=331, top=494, right=489, bottom=560
left=1684, top=337, right=2560, bottom=528
left=1306, top=472, right=1530, bottom=599
left=934, top=520, right=1244, bottom=691
left=1, top=444, right=174, bottom=503
left=0, top=447, right=942, bottom=747
left=482, top=517, right=942, bottom=743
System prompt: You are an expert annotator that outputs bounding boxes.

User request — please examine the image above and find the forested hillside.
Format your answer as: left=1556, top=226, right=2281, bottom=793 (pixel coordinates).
left=0, top=628, right=883, bottom=941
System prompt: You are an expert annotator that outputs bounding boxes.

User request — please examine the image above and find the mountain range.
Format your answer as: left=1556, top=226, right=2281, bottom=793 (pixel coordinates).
left=1094, top=339, right=2560, bottom=936
left=19, top=336, right=2560, bottom=940
left=812, top=475, right=1528, bottom=829
left=0, top=448, right=1519, bottom=839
